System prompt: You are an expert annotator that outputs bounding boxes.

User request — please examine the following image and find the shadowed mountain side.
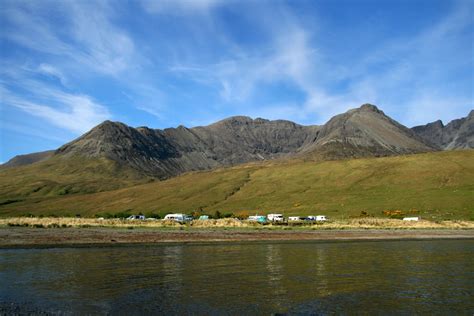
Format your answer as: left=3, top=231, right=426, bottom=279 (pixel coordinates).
left=56, top=116, right=320, bottom=178
left=0, top=151, right=472, bottom=220
left=412, top=110, right=474, bottom=149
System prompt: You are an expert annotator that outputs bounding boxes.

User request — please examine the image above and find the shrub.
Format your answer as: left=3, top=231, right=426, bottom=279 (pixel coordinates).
left=237, top=211, right=249, bottom=220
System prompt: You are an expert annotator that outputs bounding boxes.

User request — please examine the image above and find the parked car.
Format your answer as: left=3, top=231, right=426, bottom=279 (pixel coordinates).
left=198, top=215, right=210, bottom=220
left=306, top=215, right=327, bottom=221
left=164, top=213, right=193, bottom=223
left=127, top=215, right=145, bottom=220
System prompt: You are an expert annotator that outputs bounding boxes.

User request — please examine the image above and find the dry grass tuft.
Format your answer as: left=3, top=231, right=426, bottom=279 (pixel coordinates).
left=191, top=218, right=245, bottom=227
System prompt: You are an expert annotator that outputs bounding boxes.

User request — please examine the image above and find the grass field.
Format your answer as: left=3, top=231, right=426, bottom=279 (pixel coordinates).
left=0, top=150, right=473, bottom=220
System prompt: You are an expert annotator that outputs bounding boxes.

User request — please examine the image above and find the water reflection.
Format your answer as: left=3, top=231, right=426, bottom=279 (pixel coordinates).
left=0, top=240, right=473, bottom=314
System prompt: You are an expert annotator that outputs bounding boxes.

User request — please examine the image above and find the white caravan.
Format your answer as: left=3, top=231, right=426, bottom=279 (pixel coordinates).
left=164, top=213, right=193, bottom=223
left=267, top=214, right=284, bottom=222
left=403, top=217, right=419, bottom=221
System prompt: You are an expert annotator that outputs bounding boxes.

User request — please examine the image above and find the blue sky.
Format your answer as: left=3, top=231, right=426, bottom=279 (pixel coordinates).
left=1, top=0, right=473, bottom=162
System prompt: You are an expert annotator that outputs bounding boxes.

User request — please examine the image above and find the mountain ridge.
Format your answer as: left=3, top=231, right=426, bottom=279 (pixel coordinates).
left=412, top=110, right=474, bottom=149
left=3, top=104, right=473, bottom=179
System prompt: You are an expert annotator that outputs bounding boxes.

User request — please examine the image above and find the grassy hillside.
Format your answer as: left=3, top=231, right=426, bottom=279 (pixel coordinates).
left=0, top=156, right=151, bottom=203
left=0, top=151, right=472, bottom=220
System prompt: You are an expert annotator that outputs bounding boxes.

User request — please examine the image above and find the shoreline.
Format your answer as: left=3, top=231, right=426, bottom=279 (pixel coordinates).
left=1, top=227, right=473, bottom=249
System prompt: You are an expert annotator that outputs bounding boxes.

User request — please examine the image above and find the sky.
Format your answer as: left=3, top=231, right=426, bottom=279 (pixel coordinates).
left=0, top=0, right=473, bottom=162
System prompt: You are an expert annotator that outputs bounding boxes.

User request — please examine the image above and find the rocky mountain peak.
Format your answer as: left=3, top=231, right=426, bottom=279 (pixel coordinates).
left=210, top=116, right=254, bottom=127
left=359, top=103, right=381, bottom=112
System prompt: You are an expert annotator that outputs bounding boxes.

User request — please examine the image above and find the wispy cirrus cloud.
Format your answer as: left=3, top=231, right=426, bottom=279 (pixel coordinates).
left=37, top=63, right=68, bottom=86
left=0, top=0, right=140, bottom=77
left=0, top=0, right=164, bottom=141
left=1, top=84, right=110, bottom=135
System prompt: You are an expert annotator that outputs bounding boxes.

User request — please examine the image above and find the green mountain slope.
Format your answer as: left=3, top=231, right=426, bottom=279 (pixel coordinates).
left=0, top=156, right=151, bottom=203
left=0, top=151, right=472, bottom=219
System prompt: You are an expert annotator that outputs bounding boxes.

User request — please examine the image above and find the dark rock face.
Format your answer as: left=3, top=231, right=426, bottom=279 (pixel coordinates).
left=1, top=150, right=55, bottom=168
left=5, top=104, right=447, bottom=178
left=412, top=110, right=474, bottom=149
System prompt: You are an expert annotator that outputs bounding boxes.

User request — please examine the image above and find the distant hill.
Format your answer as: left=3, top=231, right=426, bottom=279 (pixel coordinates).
left=4, top=104, right=451, bottom=179
left=412, top=110, right=474, bottom=149
left=2, top=150, right=55, bottom=168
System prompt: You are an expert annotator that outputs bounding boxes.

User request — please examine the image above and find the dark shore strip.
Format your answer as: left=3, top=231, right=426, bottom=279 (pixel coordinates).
left=1, top=227, right=473, bottom=249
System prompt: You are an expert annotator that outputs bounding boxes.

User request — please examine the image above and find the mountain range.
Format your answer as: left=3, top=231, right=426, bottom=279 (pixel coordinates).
left=3, top=104, right=473, bottom=179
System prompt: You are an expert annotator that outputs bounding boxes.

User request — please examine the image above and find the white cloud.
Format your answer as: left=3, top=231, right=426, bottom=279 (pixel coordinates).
left=66, top=1, right=138, bottom=76
left=0, top=1, right=139, bottom=77
left=1, top=85, right=111, bottom=134
left=38, top=63, right=68, bottom=86
left=0, top=0, right=163, bottom=131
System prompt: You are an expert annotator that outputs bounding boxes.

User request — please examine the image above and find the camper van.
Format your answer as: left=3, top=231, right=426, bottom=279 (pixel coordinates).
left=267, top=214, right=284, bottom=222
left=164, top=213, right=193, bottom=223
